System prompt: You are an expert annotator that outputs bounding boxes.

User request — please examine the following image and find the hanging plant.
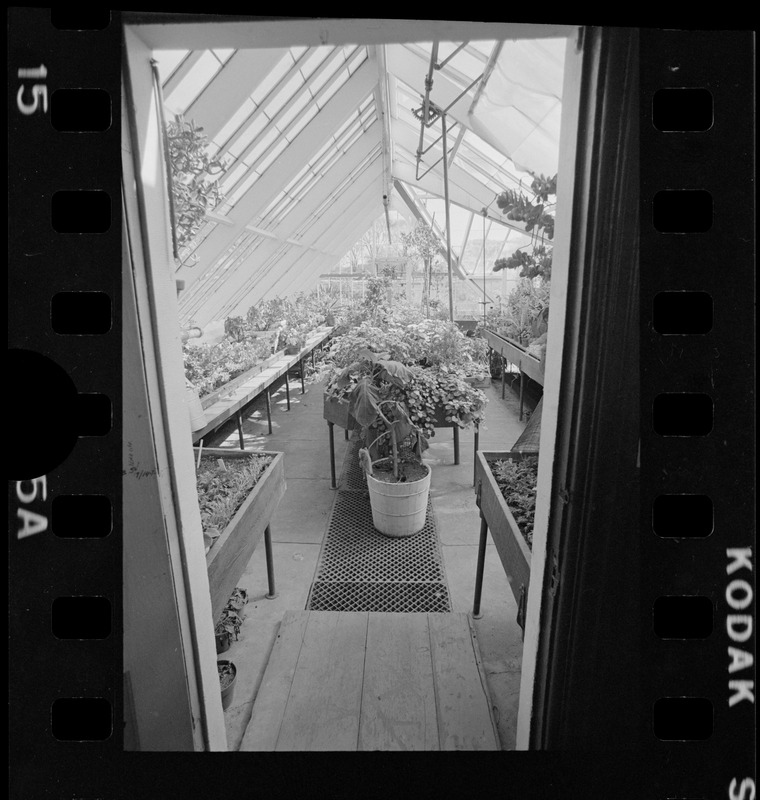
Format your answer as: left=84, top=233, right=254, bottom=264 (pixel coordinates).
left=495, top=173, right=557, bottom=240
left=166, top=114, right=228, bottom=250
left=494, top=245, right=552, bottom=281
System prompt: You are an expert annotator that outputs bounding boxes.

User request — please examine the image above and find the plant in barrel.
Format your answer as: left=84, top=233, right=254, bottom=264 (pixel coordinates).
left=339, top=350, right=429, bottom=481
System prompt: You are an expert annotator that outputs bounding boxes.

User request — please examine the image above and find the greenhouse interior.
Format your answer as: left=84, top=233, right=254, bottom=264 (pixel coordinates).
left=123, top=18, right=641, bottom=752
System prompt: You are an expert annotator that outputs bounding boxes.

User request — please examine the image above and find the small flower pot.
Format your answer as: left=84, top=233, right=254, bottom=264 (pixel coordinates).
left=218, top=660, right=237, bottom=711
left=215, top=632, right=231, bottom=654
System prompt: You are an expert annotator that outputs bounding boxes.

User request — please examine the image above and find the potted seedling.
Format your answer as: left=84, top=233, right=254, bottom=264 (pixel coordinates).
left=218, top=660, right=237, bottom=710
left=214, top=608, right=243, bottom=654
left=340, top=350, right=431, bottom=537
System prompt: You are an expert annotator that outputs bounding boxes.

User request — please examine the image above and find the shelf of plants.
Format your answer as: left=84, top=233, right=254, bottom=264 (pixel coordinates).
left=195, top=447, right=286, bottom=621
left=321, top=285, right=490, bottom=498
left=481, top=328, right=545, bottom=387
left=473, top=449, right=538, bottom=628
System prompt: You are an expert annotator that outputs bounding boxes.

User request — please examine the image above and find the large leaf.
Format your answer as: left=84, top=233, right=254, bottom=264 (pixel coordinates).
left=349, top=376, right=380, bottom=427
left=358, top=348, right=389, bottom=364
left=376, top=360, right=413, bottom=387
left=390, top=416, right=414, bottom=444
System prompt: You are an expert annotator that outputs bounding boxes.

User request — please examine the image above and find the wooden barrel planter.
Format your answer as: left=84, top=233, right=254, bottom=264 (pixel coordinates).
left=473, top=450, right=534, bottom=628
left=195, top=448, right=286, bottom=622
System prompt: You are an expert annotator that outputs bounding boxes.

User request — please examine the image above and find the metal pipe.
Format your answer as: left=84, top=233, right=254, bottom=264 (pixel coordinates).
left=264, top=525, right=277, bottom=599
left=441, top=111, right=454, bottom=322
left=433, top=73, right=484, bottom=123
left=469, top=42, right=504, bottom=117
left=435, top=41, right=469, bottom=70
left=417, top=43, right=439, bottom=162
left=472, top=514, right=488, bottom=619
left=482, top=209, right=487, bottom=327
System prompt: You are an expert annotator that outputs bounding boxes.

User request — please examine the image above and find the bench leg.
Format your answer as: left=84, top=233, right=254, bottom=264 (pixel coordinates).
left=453, top=425, right=460, bottom=465
left=237, top=412, right=245, bottom=450
left=285, top=374, right=291, bottom=411
left=473, top=424, right=479, bottom=486
left=265, top=389, right=272, bottom=435
left=264, top=524, right=277, bottom=599
left=328, top=421, right=337, bottom=489
left=300, top=358, right=306, bottom=394
left=519, top=370, right=525, bottom=421
left=472, top=515, right=488, bottom=619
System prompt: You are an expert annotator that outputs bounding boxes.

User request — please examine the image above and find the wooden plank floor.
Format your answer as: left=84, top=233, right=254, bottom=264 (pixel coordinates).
left=240, top=611, right=500, bottom=751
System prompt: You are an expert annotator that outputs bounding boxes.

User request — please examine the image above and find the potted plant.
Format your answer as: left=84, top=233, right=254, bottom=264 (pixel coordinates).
left=214, top=608, right=242, bottom=654
left=218, top=660, right=237, bottom=711
left=339, top=350, right=432, bottom=537
left=195, top=449, right=286, bottom=621
left=213, top=586, right=248, bottom=653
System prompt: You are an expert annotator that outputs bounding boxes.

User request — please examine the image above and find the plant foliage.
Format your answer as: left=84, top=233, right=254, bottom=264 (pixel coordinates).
left=166, top=114, right=227, bottom=250
left=196, top=454, right=273, bottom=547
left=489, top=457, right=539, bottom=549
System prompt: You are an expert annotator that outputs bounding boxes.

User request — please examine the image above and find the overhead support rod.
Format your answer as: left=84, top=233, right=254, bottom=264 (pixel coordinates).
left=435, top=41, right=470, bottom=70
left=440, top=108, right=455, bottom=323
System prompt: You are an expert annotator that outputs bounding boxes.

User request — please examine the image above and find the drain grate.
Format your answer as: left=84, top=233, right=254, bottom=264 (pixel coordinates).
left=308, top=452, right=452, bottom=613
left=309, top=582, right=451, bottom=613
left=338, top=438, right=366, bottom=491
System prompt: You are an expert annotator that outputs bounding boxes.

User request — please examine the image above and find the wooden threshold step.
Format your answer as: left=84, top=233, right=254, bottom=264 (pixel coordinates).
left=240, top=610, right=500, bottom=752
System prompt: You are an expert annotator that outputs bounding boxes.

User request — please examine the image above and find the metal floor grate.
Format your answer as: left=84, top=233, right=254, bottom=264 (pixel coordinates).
left=338, top=438, right=367, bottom=491
left=308, top=445, right=452, bottom=613
left=309, top=581, right=451, bottom=613
left=315, top=492, right=445, bottom=583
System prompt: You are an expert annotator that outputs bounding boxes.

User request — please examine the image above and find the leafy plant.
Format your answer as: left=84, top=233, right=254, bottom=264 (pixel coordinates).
left=494, top=244, right=552, bottom=281
left=214, top=586, right=249, bottom=647
left=390, top=367, right=488, bottom=439
left=401, top=222, right=441, bottom=317
left=215, top=608, right=244, bottom=642
left=183, top=336, right=273, bottom=398
left=196, top=454, right=273, bottom=545
left=489, top=457, right=539, bottom=549
left=337, top=351, right=429, bottom=481
left=495, top=174, right=557, bottom=239
left=226, top=587, right=248, bottom=613
left=166, top=114, right=227, bottom=251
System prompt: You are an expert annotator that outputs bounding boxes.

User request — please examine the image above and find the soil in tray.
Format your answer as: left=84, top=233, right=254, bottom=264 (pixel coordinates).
left=488, top=456, right=539, bottom=549
left=371, top=459, right=429, bottom=484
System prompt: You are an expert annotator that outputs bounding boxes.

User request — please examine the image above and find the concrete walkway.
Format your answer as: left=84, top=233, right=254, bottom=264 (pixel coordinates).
left=204, top=371, right=529, bottom=750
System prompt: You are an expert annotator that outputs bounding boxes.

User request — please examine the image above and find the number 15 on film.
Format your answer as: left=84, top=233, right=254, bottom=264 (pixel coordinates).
left=17, top=65, right=48, bottom=115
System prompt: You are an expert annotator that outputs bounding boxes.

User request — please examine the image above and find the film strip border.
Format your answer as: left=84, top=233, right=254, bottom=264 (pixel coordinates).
left=8, top=7, right=122, bottom=796
left=640, top=28, right=755, bottom=799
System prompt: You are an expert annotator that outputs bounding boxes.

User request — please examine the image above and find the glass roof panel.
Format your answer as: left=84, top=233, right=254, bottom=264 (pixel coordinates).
left=163, top=50, right=224, bottom=115
left=300, top=46, right=334, bottom=79
left=169, top=30, right=567, bottom=321
left=226, top=113, right=269, bottom=159
left=154, top=49, right=190, bottom=82
left=211, top=98, right=255, bottom=151
left=250, top=51, right=295, bottom=106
